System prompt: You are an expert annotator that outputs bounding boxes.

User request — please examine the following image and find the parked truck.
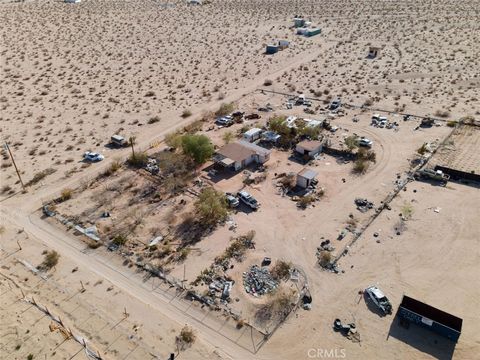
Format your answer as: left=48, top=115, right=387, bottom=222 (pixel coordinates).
left=414, top=168, right=450, bottom=185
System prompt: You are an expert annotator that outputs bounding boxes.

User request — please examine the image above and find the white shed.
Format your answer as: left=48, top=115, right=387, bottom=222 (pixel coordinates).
left=243, top=128, right=262, bottom=142
left=297, top=168, right=318, bottom=188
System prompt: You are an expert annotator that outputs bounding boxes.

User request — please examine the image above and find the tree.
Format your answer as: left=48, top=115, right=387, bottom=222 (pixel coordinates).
left=194, top=187, right=228, bottom=225
left=181, top=134, right=214, bottom=165
left=344, top=135, right=358, bottom=152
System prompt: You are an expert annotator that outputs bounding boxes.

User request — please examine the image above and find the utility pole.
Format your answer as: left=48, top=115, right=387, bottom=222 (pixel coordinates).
left=4, top=142, right=25, bottom=190
left=129, top=136, right=136, bottom=159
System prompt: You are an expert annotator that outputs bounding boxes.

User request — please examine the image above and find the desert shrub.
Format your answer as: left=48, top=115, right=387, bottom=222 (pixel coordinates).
left=236, top=319, right=245, bottom=329
left=60, top=188, right=73, bottom=202
left=344, top=135, right=358, bottom=151
left=104, top=159, right=122, bottom=176
left=184, top=120, right=203, bottom=133
left=222, top=131, right=234, bottom=144
left=264, top=79, right=273, bottom=86
left=215, top=102, right=235, bottom=117
left=164, top=131, right=183, bottom=149
left=26, top=168, right=56, bottom=186
left=127, top=151, right=148, bottom=168
left=401, top=203, right=414, bottom=220
left=176, top=326, right=196, bottom=350
left=357, top=148, right=376, bottom=163
left=112, top=234, right=128, bottom=246
left=434, top=109, right=450, bottom=118
left=255, top=288, right=296, bottom=324
left=27, top=354, right=33, bottom=360
left=417, top=143, right=428, bottom=155
left=298, top=194, right=316, bottom=208
left=181, top=134, right=214, bottom=165
left=1, top=185, right=12, bottom=194
left=181, top=109, right=192, bottom=118
left=446, top=120, right=457, bottom=127
left=194, top=187, right=228, bottom=225
left=148, top=116, right=160, bottom=124
left=353, top=159, right=369, bottom=174
left=40, top=250, right=59, bottom=270
left=270, top=260, right=292, bottom=281
left=318, top=251, right=332, bottom=267
left=144, top=91, right=155, bottom=97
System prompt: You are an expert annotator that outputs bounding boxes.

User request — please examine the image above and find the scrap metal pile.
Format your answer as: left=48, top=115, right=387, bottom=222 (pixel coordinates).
left=354, top=198, right=374, bottom=213
left=243, top=265, right=278, bottom=296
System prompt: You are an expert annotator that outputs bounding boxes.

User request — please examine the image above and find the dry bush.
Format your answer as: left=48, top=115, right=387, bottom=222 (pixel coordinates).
left=181, top=109, right=192, bottom=118
left=255, top=288, right=296, bottom=325
left=176, top=326, right=196, bottom=350
left=215, top=102, right=235, bottom=116
left=318, top=250, right=332, bottom=267
left=60, top=188, right=73, bottom=202
left=26, top=168, right=56, bottom=186
left=353, top=159, right=369, bottom=174
left=127, top=151, right=148, bottom=168
left=270, top=260, right=292, bottom=281
left=40, top=250, right=59, bottom=270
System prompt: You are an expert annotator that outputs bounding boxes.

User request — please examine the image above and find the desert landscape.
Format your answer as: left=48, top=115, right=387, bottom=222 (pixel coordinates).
left=1, top=0, right=479, bottom=360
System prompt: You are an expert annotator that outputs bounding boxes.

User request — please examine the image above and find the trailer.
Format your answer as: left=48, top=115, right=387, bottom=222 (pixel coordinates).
left=398, top=295, right=462, bottom=342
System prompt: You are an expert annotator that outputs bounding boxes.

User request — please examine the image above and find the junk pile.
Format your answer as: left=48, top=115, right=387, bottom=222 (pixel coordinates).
left=318, top=239, right=335, bottom=252
left=209, top=279, right=234, bottom=300
left=145, top=158, right=159, bottom=174
left=243, top=265, right=278, bottom=296
left=355, top=198, right=374, bottom=213
left=333, top=319, right=361, bottom=342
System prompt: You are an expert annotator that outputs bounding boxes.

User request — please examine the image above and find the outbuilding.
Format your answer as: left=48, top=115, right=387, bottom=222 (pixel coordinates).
left=297, top=168, right=318, bottom=188
left=243, top=128, right=263, bottom=143
left=296, top=139, right=323, bottom=158
left=368, top=46, right=381, bottom=58
left=266, top=45, right=279, bottom=54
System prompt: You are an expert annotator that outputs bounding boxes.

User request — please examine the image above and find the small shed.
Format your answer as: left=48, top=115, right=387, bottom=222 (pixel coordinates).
left=306, top=28, right=321, bottom=37
left=368, top=46, right=381, bottom=58
left=278, top=40, right=290, bottom=49
left=65, top=0, right=81, bottom=3
left=296, top=140, right=323, bottom=157
left=297, top=168, right=318, bottom=188
left=293, top=17, right=305, bottom=28
left=266, top=45, right=279, bottom=54
left=243, top=128, right=262, bottom=142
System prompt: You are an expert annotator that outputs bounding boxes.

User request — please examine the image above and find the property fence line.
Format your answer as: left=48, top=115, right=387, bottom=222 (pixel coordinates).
left=255, top=88, right=452, bottom=122
left=331, top=125, right=458, bottom=266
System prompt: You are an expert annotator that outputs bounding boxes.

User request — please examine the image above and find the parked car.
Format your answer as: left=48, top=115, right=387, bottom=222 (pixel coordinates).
left=358, top=138, right=373, bottom=147
left=216, top=115, right=234, bottom=126
left=237, top=190, right=259, bottom=210
left=365, top=286, right=393, bottom=315
left=83, top=151, right=104, bottom=162
left=225, top=193, right=239, bottom=208
left=329, top=98, right=341, bottom=110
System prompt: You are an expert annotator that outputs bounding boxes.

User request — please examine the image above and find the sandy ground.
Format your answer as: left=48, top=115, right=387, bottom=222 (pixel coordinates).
left=2, top=0, right=480, bottom=359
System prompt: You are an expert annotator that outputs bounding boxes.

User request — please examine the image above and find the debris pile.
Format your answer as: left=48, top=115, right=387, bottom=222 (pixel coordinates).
left=355, top=198, right=374, bottom=212
left=318, top=239, right=335, bottom=252
left=243, top=265, right=278, bottom=296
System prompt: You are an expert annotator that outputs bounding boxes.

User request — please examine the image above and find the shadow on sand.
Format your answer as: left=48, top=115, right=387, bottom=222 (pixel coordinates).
left=387, top=311, right=457, bottom=360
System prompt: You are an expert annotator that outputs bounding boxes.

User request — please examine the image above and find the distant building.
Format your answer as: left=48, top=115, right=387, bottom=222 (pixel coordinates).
left=214, top=140, right=271, bottom=171
left=64, top=0, right=81, bottom=3
left=368, top=46, right=382, bottom=58
left=266, top=44, right=279, bottom=54
left=297, top=168, right=318, bottom=188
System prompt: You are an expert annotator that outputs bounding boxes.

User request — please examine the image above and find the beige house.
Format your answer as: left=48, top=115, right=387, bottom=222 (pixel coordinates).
left=214, top=140, right=271, bottom=171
